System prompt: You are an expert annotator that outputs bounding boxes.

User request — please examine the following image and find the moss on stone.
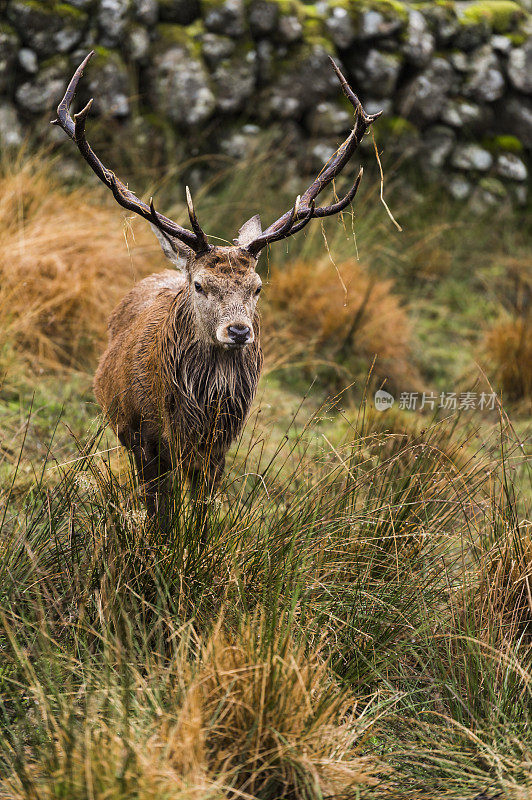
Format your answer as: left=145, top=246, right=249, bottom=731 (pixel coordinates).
left=378, top=115, right=419, bottom=138
left=91, top=45, right=122, bottom=66
left=156, top=22, right=205, bottom=56
left=327, top=0, right=408, bottom=36
left=483, top=135, right=524, bottom=154
left=12, top=0, right=85, bottom=20
left=461, top=1, right=526, bottom=33
left=0, top=22, right=19, bottom=37
left=506, top=30, right=526, bottom=45
left=479, top=176, right=507, bottom=197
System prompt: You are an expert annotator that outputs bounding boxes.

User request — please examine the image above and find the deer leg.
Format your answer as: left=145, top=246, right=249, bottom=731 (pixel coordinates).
left=189, top=456, right=225, bottom=544
left=130, top=425, right=171, bottom=518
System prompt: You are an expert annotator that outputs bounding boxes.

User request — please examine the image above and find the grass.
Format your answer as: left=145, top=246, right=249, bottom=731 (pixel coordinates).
left=0, top=144, right=531, bottom=798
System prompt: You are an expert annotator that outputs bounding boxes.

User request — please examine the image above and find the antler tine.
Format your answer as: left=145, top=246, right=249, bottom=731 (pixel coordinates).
left=313, top=167, right=363, bottom=218
left=247, top=197, right=301, bottom=256
left=243, top=59, right=381, bottom=255
left=52, top=52, right=207, bottom=253
left=186, top=186, right=210, bottom=253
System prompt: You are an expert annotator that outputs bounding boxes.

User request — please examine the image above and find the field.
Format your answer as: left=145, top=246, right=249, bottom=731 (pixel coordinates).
left=0, top=142, right=531, bottom=799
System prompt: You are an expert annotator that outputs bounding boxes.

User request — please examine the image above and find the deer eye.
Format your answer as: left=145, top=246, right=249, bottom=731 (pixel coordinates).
left=194, top=281, right=204, bottom=294
left=255, top=286, right=262, bottom=296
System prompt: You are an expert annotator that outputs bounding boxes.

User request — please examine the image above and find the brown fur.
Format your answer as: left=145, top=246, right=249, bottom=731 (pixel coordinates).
left=94, top=244, right=264, bottom=513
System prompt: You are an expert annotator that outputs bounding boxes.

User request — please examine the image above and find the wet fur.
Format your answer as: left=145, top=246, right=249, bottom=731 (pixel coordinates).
left=94, top=267, right=263, bottom=511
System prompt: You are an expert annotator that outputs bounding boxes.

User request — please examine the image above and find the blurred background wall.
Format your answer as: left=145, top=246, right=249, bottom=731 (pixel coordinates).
left=0, top=0, right=531, bottom=208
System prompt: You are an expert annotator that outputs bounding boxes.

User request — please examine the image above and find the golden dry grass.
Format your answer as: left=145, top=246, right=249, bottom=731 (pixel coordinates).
left=484, top=315, right=532, bottom=402
left=0, top=152, right=158, bottom=371
left=0, top=613, right=378, bottom=800
left=262, top=257, right=414, bottom=388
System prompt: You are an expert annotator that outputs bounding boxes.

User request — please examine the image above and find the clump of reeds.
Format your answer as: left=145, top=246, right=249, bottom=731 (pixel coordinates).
left=262, top=257, right=414, bottom=389
left=484, top=315, right=532, bottom=401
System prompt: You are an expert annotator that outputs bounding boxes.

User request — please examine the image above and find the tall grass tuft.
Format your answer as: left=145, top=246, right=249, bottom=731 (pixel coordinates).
left=0, top=150, right=157, bottom=370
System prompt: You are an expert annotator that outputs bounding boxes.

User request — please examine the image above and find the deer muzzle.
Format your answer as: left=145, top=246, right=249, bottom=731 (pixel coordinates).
left=217, top=322, right=254, bottom=348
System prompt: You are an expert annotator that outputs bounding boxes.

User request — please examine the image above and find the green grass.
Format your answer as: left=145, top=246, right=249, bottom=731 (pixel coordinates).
left=0, top=144, right=531, bottom=798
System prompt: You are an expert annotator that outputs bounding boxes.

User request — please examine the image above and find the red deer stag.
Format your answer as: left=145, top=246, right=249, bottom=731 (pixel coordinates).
left=52, top=52, right=381, bottom=515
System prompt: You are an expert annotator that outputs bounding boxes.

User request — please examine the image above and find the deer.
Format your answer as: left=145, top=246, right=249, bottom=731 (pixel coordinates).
left=52, top=51, right=381, bottom=516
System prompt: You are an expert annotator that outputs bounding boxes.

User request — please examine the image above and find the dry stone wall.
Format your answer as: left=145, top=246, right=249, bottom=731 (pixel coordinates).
left=0, top=0, right=531, bottom=205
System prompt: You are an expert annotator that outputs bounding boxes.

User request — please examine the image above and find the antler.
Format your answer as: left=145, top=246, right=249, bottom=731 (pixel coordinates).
left=244, top=57, right=382, bottom=257
left=51, top=51, right=210, bottom=254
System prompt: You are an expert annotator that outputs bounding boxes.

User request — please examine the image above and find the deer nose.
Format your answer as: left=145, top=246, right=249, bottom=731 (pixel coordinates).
left=228, top=324, right=251, bottom=344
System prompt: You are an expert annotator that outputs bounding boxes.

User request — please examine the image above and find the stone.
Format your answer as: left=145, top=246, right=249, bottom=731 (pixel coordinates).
left=464, top=44, right=505, bottom=102
left=422, top=125, right=456, bottom=169
left=133, top=0, right=158, bottom=26
left=325, top=6, right=355, bottom=50
left=62, top=0, right=92, bottom=9
left=491, top=34, right=512, bottom=54
left=441, top=97, right=486, bottom=129
left=127, top=24, right=150, bottom=61
left=448, top=174, right=472, bottom=200
left=450, top=51, right=469, bottom=72
left=7, top=1, right=86, bottom=58
left=471, top=176, right=508, bottom=211
left=159, top=0, right=200, bottom=25
left=15, top=57, right=68, bottom=114
left=451, top=143, right=493, bottom=171
left=97, top=0, right=130, bottom=47
left=452, top=20, right=490, bottom=51
left=400, top=58, right=457, bottom=124
left=18, top=47, right=38, bottom=74
left=356, top=9, right=403, bottom=40
left=264, top=46, right=341, bottom=120
left=364, top=97, right=392, bottom=116
left=421, top=5, right=459, bottom=45
left=311, top=141, right=336, bottom=171
left=150, top=44, right=215, bottom=126
left=349, top=48, right=402, bottom=98
left=0, top=101, right=23, bottom=147
left=201, top=33, right=236, bottom=69
left=278, top=15, right=302, bottom=44
left=402, top=10, right=435, bottom=68
left=205, top=0, right=246, bottom=38
left=508, top=39, right=532, bottom=94
left=308, top=100, right=352, bottom=136
left=503, top=96, right=532, bottom=146
left=256, top=39, right=274, bottom=83
left=211, top=51, right=256, bottom=113
left=0, top=25, right=19, bottom=92
left=496, top=152, right=528, bottom=181
left=87, top=53, right=130, bottom=117
left=249, top=0, right=279, bottom=37
left=513, top=185, right=528, bottom=205
left=220, top=123, right=260, bottom=158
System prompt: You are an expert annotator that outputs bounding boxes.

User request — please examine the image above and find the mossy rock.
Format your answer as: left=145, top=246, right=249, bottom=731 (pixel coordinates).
left=89, top=46, right=126, bottom=69
left=328, top=0, right=409, bottom=25
left=506, top=30, right=527, bottom=45
left=378, top=115, right=419, bottom=139
left=155, top=22, right=205, bottom=57
left=483, top=135, right=524, bottom=154
left=7, top=0, right=86, bottom=56
left=478, top=176, right=507, bottom=198
left=461, top=1, right=526, bottom=33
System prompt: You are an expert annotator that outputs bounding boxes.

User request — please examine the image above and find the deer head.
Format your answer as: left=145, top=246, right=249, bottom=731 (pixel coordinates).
left=52, top=53, right=381, bottom=348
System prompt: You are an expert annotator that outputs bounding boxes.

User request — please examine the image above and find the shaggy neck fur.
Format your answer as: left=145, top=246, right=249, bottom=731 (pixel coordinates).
left=158, top=286, right=263, bottom=454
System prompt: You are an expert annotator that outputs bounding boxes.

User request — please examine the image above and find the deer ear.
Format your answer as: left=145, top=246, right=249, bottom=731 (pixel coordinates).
left=150, top=224, right=191, bottom=271
left=234, top=214, right=262, bottom=248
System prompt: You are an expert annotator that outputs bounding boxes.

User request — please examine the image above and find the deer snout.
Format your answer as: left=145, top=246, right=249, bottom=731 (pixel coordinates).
left=217, top=322, right=254, bottom=347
